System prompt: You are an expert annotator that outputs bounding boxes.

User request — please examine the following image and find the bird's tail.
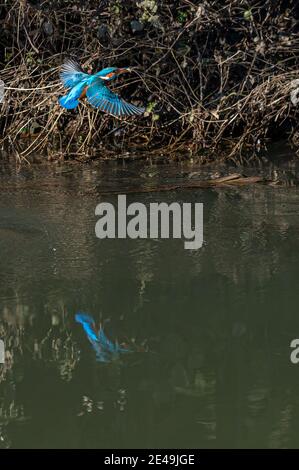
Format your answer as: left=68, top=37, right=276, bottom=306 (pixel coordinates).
left=58, top=94, right=79, bottom=109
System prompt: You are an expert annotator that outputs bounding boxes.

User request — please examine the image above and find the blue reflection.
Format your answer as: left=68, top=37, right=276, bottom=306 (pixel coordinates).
left=75, top=312, right=130, bottom=362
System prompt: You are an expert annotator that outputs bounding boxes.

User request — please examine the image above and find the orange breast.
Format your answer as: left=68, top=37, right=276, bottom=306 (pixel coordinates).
left=80, top=87, right=87, bottom=100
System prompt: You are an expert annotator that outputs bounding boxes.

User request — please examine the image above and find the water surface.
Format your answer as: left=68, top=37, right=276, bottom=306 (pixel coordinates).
left=1, top=156, right=299, bottom=448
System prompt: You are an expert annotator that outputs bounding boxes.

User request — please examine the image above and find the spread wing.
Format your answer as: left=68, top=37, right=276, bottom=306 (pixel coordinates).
left=60, top=59, right=89, bottom=88
left=86, top=78, right=145, bottom=116
left=98, top=328, right=117, bottom=353
left=98, top=328, right=130, bottom=354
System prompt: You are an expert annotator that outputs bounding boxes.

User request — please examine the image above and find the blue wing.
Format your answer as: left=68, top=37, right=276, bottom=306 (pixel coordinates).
left=90, top=340, right=110, bottom=363
left=98, top=328, right=130, bottom=354
left=86, top=78, right=145, bottom=117
left=60, top=59, right=89, bottom=88
left=98, top=328, right=118, bottom=353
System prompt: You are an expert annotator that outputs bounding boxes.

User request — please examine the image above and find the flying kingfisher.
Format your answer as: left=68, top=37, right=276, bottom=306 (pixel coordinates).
left=75, top=312, right=130, bottom=362
left=58, top=59, right=145, bottom=117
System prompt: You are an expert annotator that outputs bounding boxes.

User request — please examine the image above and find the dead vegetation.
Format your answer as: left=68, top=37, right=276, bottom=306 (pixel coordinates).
left=0, top=0, right=298, bottom=161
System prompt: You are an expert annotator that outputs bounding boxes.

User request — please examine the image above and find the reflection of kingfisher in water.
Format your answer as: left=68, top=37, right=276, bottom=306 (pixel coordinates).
left=59, top=59, right=145, bottom=117
left=75, top=313, right=130, bottom=363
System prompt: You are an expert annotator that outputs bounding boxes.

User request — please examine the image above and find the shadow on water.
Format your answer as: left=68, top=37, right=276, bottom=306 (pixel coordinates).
left=1, top=154, right=299, bottom=448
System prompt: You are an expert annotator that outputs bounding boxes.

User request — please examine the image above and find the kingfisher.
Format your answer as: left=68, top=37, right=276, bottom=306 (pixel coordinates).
left=75, top=312, right=130, bottom=362
left=58, top=59, right=145, bottom=117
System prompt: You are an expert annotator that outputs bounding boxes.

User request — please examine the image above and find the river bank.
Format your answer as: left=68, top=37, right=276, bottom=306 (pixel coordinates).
left=0, top=0, right=298, bottom=161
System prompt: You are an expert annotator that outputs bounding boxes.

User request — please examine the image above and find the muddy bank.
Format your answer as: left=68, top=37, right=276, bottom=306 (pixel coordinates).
left=0, top=0, right=298, bottom=161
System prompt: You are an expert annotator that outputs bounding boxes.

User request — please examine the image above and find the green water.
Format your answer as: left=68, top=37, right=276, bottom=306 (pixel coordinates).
left=1, top=157, right=299, bottom=449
